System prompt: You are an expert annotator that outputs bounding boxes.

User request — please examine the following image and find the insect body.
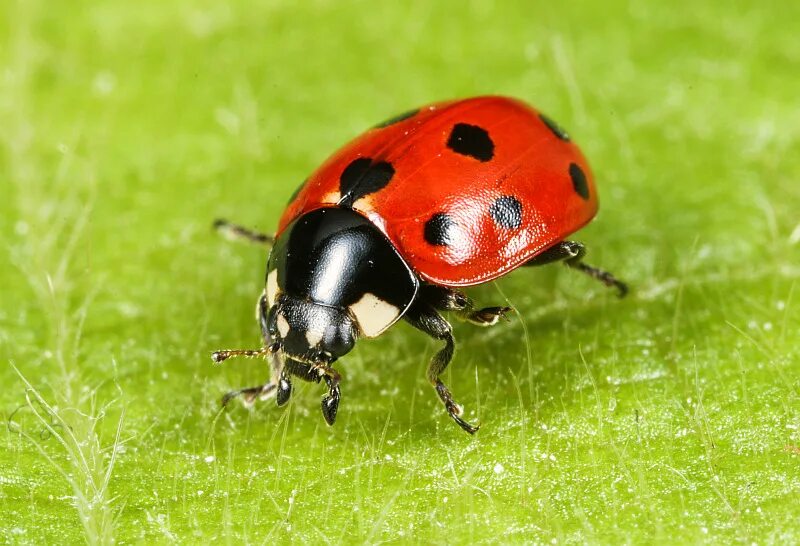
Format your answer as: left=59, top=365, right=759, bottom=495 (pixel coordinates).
left=213, top=96, right=627, bottom=434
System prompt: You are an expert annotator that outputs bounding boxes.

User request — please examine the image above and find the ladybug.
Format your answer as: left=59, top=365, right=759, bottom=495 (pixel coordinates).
left=212, top=96, right=627, bottom=434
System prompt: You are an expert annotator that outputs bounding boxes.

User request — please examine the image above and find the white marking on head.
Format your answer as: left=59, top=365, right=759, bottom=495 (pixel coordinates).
left=266, top=269, right=279, bottom=306
left=349, top=293, right=400, bottom=338
left=305, top=329, right=323, bottom=347
left=276, top=313, right=290, bottom=338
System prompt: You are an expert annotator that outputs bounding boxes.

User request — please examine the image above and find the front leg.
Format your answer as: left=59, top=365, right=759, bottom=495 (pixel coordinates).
left=419, top=285, right=511, bottom=327
left=215, top=293, right=286, bottom=407
left=404, top=300, right=479, bottom=435
left=214, top=344, right=282, bottom=407
left=281, top=358, right=342, bottom=425
left=316, top=365, right=342, bottom=426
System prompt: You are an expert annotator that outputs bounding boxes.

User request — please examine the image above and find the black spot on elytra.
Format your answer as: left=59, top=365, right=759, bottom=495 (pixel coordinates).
left=569, top=163, right=590, bottom=200
left=539, top=114, right=570, bottom=141
left=339, top=157, right=395, bottom=207
left=446, top=123, right=494, bottom=162
left=424, top=213, right=458, bottom=246
left=490, top=196, right=523, bottom=229
left=374, top=108, right=419, bottom=128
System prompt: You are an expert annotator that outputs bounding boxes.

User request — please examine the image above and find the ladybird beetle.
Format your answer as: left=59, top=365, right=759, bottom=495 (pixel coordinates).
left=212, top=96, right=627, bottom=434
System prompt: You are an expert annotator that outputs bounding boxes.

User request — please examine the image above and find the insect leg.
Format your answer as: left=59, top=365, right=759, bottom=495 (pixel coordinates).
left=311, top=364, right=342, bottom=426
left=419, top=285, right=511, bottom=327
left=213, top=218, right=275, bottom=246
left=216, top=294, right=285, bottom=408
left=404, top=301, right=480, bottom=434
left=525, top=241, right=628, bottom=297
left=275, top=367, right=292, bottom=407
left=221, top=383, right=275, bottom=407
left=214, top=345, right=282, bottom=407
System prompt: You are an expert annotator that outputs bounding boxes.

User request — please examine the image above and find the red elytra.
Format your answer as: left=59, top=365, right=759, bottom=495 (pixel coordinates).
left=277, top=95, right=597, bottom=287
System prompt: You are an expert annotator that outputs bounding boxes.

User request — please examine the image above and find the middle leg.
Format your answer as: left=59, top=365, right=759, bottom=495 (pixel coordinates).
left=404, top=299, right=480, bottom=434
left=418, top=284, right=511, bottom=327
left=213, top=218, right=275, bottom=246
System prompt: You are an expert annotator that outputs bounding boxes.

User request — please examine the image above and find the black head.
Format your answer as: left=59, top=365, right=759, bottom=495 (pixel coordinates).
left=263, top=207, right=418, bottom=364
left=264, top=293, right=357, bottom=363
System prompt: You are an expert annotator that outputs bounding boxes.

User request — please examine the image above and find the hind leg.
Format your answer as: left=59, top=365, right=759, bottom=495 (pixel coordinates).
left=526, top=241, right=628, bottom=297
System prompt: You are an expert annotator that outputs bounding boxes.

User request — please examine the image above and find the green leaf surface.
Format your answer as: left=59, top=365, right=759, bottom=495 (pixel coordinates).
left=1, top=0, right=798, bottom=543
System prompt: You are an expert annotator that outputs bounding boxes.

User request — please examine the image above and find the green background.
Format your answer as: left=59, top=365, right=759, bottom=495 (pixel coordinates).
left=2, top=0, right=798, bottom=543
